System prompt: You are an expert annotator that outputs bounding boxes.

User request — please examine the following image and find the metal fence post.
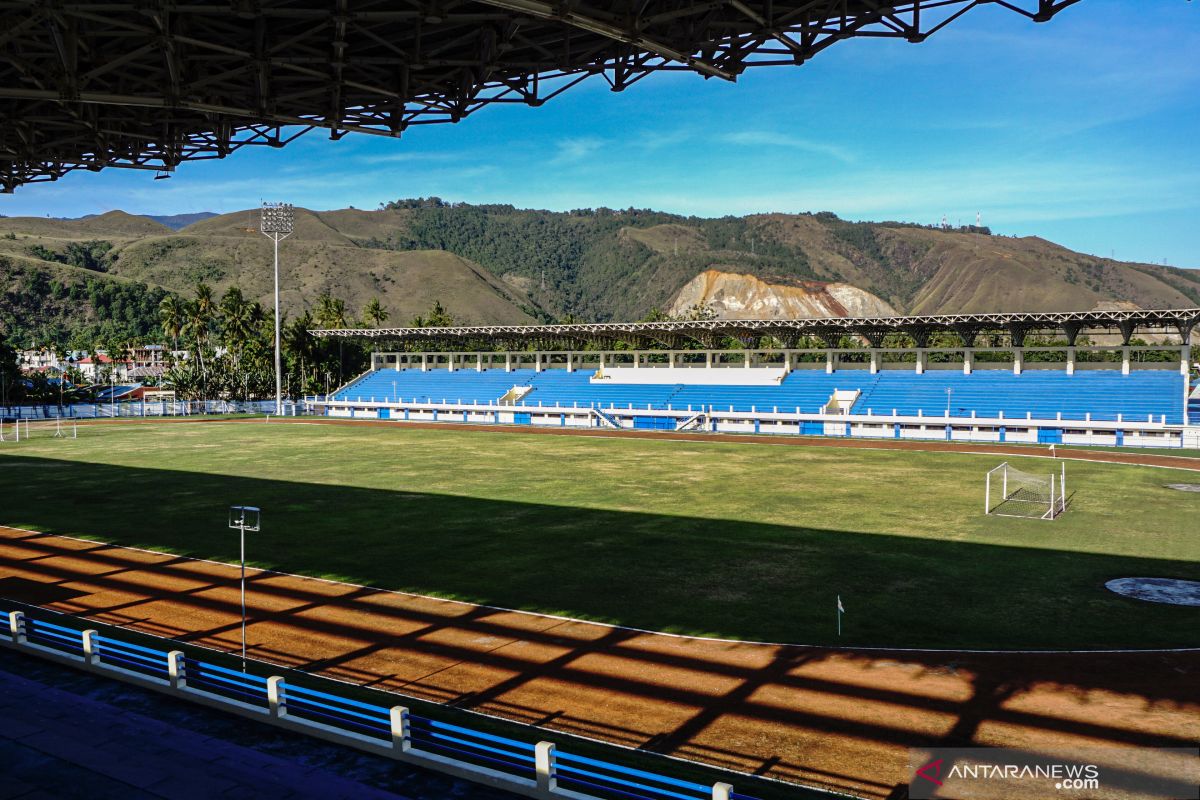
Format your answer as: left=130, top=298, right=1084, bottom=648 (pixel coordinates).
left=535, top=741, right=557, bottom=793
left=712, top=782, right=733, bottom=800
left=82, top=630, right=99, bottom=666
left=168, top=651, right=187, bottom=690
left=8, top=611, right=26, bottom=644
left=267, top=676, right=287, bottom=718
left=390, top=706, right=411, bottom=752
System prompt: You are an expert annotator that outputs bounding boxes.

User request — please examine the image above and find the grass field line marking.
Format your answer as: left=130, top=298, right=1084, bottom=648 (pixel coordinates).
left=4, top=525, right=1197, bottom=656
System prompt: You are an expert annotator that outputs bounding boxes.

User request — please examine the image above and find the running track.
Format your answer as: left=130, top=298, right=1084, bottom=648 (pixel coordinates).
left=1, top=526, right=1196, bottom=799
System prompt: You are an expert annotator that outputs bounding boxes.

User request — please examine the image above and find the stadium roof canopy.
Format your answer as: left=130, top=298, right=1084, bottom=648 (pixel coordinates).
left=312, top=307, right=1200, bottom=349
left=3, top=0, right=1080, bottom=192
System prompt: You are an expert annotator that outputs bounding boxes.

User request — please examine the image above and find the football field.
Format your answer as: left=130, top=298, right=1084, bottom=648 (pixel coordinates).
left=2, top=418, right=1196, bottom=649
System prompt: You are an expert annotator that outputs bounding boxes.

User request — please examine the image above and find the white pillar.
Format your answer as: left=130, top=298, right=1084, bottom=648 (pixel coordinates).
left=476, top=354, right=483, bottom=373
left=705, top=351, right=713, bottom=369
left=869, top=349, right=880, bottom=375
left=783, top=351, right=792, bottom=372
left=633, top=352, right=640, bottom=369
left=1121, top=346, right=1131, bottom=375
left=825, top=351, right=835, bottom=374
left=915, top=349, right=926, bottom=375
left=505, top=353, right=512, bottom=373
left=963, top=348, right=973, bottom=375
left=447, top=354, right=455, bottom=372
left=743, top=351, right=751, bottom=369
left=668, top=352, right=676, bottom=368
left=168, top=651, right=187, bottom=690
left=420, top=354, right=428, bottom=373
left=267, top=676, right=287, bottom=719
left=1013, top=348, right=1024, bottom=375
left=390, top=706, right=411, bottom=752
left=1066, top=346, right=1076, bottom=376
left=8, top=611, right=25, bottom=644
left=535, top=742, right=557, bottom=793
left=566, top=353, right=574, bottom=373
left=82, top=630, right=99, bottom=666
left=712, top=783, right=733, bottom=800
left=535, top=352, right=543, bottom=373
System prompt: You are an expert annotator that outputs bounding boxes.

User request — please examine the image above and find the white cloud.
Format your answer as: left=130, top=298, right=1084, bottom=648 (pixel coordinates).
left=718, top=131, right=856, bottom=164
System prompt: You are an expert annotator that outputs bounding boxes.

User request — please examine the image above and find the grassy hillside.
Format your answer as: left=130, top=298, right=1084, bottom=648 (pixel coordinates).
left=3, top=203, right=1198, bottom=345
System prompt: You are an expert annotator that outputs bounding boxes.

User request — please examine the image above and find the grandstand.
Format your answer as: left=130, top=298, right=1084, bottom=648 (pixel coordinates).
left=312, top=308, right=1200, bottom=449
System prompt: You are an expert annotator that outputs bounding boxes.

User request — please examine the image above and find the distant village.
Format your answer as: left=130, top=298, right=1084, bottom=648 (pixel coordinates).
left=12, top=344, right=184, bottom=406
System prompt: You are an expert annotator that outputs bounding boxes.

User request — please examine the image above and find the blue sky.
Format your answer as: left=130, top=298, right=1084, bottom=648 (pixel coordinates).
left=3, top=0, right=1198, bottom=268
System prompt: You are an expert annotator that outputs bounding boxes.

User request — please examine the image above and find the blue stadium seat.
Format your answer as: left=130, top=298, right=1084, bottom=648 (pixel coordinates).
left=331, top=366, right=1186, bottom=424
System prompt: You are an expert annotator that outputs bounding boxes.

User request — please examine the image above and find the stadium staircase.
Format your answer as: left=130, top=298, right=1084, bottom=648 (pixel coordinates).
left=331, top=367, right=1186, bottom=424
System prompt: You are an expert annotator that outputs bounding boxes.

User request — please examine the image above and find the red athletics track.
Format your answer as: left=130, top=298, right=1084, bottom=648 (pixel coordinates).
left=0, top=525, right=1196, bottom=799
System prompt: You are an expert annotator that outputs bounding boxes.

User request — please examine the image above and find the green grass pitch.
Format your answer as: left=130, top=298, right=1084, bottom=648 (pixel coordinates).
left=2, top=420, right=1197, bottom=649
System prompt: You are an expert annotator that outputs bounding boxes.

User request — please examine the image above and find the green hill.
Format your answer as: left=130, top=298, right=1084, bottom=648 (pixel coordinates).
left=2, top=201, right=1198, bottom=350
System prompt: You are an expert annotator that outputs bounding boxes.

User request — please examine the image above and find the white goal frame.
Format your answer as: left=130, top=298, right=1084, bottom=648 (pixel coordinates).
left=985, top=461, right=1067, bottom=520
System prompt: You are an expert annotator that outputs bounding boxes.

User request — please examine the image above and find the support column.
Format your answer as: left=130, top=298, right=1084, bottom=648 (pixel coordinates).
left=705, top=351, right=713, bottom=369
left=1121, top=346, right=1131, bottom=375
left=267, top=676, right=287, bottom=719
left=1013, top=348, right=1024, bottom=375
left=82, top=630, right=99, bottom=666
left=869, top=349, right=880, bottom=375
left=668, top=352, right=676, bottom=368
left=535, top=742, right=557, bottom=793
left=168, top=651, right=187, bottom=690
left=420, top=354, right=428, bottom=373
left=712, top=783, right=733, bottom=800
left=825, top=351, right=835, bottom=374
left=8, top=611, right=25, bottom=644
left=566, top=353, right=574, bottom=373
left=633, top=352, right=640, bottom=369
left=915, top=349, right=926, bottom=375
left=743, top=351, right=751, bottom=369
left=535, top=352, right=542, bottom=373
left=963, top=348, right=974, bottom=375
left=504, top=353, right=512, bottom=373
left=784, top=351, right=792, bottom=372
left=447, top=354, right=455, bottom=372
left=476, top=354, right=483, bottom=373
left=390, top=706, right=411, bottom=752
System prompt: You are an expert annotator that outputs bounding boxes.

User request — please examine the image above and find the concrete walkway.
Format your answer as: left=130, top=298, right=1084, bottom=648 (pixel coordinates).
left=0, top=648, right=515, bottom=800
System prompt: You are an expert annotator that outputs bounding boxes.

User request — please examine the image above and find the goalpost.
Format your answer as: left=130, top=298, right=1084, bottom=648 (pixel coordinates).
left=985, top=461, right=1067, bottom=520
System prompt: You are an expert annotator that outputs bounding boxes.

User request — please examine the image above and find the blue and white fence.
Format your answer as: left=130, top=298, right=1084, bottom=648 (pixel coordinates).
left=2, top=609, right=768, bottom=800
left=0, top=399, right=303, bottom=420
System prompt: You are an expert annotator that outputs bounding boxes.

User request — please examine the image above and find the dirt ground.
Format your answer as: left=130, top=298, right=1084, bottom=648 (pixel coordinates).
left=1, top=527, right=1196, bottom=799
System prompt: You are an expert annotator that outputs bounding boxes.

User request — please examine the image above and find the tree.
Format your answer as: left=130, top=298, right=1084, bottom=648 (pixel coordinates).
left=219, top=286, right=261, bottom=366
left=159, top=294, right=185, bottom=350
left=410, top=300, right=454, bottom=328
left=315, top=293, right=348, bottom=329
left=362, top=297, right=390, bottom=328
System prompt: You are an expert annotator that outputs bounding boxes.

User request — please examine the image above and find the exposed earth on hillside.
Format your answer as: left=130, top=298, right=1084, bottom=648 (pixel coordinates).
left=3, top=202, right=1199, bottom=346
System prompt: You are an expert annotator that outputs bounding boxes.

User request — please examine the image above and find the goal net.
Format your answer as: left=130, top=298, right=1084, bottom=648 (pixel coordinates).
left=985, top=462, right=1066, bottom=520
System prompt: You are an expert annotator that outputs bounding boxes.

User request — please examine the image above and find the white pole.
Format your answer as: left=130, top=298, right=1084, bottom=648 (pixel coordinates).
left=1060, top=462, right=1066, bottom=513
left=985, top=470, right=991, bottom=514
left=240, top=520, right=247, bottom=669
left=273, top=232, right=282, bottom=417
left=1002, top=464, right=1008, bottom=500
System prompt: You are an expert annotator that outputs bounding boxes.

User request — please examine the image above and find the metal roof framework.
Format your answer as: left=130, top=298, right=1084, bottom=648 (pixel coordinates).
left=311, top=307, right=1200, bottom=350
left=2, top=0, right=1081, bottom=192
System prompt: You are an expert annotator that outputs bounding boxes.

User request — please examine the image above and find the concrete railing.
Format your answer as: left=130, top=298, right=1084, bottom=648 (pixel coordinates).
left=2, top=609, right=758, bottom=800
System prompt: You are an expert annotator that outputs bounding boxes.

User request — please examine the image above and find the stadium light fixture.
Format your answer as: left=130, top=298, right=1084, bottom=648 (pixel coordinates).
left=260, top=202, right=294, bottom=416
left=228, top=505, right=261, bottom=669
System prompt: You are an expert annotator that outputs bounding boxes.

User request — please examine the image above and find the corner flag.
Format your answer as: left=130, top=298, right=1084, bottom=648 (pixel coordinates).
left=837, top=595, right=844, bottom=636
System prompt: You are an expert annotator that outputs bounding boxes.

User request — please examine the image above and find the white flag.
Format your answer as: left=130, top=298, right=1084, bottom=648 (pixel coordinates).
left=837, top=596, right=845, bottom=614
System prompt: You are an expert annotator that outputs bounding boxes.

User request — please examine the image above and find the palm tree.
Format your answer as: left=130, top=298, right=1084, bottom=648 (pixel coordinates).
left=219, top=287, right=260, bottom=366
left=314, top=293, right=349, bottom=382
left=159, top=294, right=185, bottom=350
left=361, top=297, right=389, bottom=328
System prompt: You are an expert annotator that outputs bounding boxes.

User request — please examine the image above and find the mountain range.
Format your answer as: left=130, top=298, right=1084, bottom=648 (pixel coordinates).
left=2, top=201, right=1198, bottom=346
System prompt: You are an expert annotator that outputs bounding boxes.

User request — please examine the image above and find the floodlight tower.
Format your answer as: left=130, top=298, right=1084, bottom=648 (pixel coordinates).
left=260, top=202, right=294, bottom=415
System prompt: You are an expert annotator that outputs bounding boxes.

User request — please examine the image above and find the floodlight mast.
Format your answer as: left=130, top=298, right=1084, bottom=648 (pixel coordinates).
left=260, top=203, right=294, bottom=416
